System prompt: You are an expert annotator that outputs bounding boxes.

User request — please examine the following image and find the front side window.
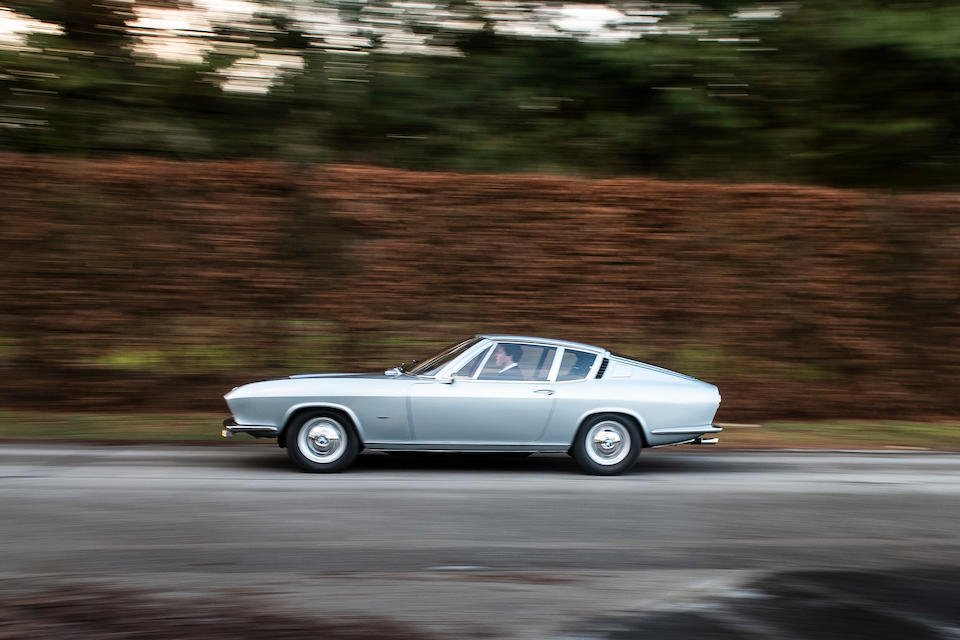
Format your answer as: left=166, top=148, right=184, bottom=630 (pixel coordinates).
left=557, top=349, right=598, bottom=381
left=478, top=343, right=557, bottom=382
left=452, top=347, right=490, bottom=378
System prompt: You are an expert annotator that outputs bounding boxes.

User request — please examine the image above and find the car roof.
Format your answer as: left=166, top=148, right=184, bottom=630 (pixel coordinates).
left=477, top=334, right=607, bottom=353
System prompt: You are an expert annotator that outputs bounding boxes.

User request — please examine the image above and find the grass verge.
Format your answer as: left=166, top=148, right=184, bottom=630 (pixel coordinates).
left=718, top=420, right=960, bottom=451
left=0, top=410, right=225, bottom=442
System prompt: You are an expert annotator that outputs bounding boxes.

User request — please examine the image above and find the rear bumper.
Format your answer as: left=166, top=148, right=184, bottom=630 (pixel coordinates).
left=221, top=418, right=279, bottom=439
left=651, top=424, right=723, bottom=436
left=650, top=423, right=722, bottom=446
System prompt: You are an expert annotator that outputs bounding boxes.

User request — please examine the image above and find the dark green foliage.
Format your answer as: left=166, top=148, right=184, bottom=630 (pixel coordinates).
left=1, top=0, right=959, bottom=188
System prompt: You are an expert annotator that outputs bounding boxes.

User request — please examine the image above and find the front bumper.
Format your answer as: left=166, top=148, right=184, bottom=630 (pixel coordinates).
left=221, top=418, right=279, bottom=439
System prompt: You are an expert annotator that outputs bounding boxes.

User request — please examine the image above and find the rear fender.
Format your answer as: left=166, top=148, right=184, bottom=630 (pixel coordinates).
left=572, top=408, right=648, bottom=448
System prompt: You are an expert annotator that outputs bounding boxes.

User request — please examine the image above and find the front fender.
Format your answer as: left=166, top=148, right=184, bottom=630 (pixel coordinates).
left=280, top=403, right=367, bottom=443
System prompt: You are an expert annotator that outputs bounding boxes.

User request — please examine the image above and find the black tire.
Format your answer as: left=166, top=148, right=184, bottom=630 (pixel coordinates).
left=571, top=414, right=641, bottom=475
left=286, top=410, right=360, bottom=473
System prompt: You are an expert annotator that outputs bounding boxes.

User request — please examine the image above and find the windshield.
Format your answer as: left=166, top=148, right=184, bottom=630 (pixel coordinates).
left=405, top=338, right=482, bottom=376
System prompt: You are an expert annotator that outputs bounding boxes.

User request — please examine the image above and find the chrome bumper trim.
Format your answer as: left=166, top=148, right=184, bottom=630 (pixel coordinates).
left=221, top=418, right=279, bottom=438
left=651, top=424, right=724, bottom=435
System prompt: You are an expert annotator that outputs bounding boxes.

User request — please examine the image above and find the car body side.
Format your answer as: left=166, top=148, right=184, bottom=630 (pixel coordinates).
left=224, top=336, right=721, bottom=452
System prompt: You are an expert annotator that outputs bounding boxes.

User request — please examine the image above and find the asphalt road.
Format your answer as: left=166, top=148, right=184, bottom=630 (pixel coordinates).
left=1, top=444, right=958, bottom=639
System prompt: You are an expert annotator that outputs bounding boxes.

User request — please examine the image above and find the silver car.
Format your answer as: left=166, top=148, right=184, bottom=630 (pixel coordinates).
left=222, top=335, right=722, bottom=475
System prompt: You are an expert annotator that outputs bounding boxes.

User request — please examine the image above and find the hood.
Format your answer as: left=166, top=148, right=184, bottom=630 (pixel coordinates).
left=224, top=371, right=404, bottom=400
left=287, top=372, right=382, bottom=379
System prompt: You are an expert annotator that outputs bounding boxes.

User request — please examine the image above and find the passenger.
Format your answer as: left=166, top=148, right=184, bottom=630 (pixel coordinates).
left=491, top=344, right=524, bottom=380
left=569, top=354, right=592, bottom=378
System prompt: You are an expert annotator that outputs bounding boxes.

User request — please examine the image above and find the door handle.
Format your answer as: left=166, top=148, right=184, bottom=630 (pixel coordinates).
left=534, top=389, right=554, bottom=396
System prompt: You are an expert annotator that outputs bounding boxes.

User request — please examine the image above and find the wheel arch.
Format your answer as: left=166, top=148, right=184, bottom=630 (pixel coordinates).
left=279, top=403, right=365, bottom=449
left=570, top=409, right=649, bottom=450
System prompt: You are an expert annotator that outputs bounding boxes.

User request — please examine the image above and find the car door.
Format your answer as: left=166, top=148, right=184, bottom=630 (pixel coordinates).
left=408, top=343, right=559, bottom=445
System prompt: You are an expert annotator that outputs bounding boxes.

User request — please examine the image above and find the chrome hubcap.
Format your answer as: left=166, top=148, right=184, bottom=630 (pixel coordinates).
left=299, top=417, right=347, bottom=463
left=585, top=421, right=631, bottom=466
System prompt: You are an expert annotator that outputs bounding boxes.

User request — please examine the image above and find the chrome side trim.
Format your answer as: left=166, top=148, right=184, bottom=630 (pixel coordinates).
left=364, top=442, right=569, bottom=453
left=221, top=418, right=279, bottom=438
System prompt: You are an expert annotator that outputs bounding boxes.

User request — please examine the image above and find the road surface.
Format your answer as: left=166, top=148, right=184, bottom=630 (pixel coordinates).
left=1, top=444, right=958, bottom=638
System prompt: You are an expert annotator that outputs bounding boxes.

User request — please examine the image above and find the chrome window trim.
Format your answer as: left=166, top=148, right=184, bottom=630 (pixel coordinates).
left=547, top=347, right=565, bottom=382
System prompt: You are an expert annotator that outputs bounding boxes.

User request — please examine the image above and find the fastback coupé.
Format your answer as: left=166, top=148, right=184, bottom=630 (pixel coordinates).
left=222, top=335, right=722, bottom=475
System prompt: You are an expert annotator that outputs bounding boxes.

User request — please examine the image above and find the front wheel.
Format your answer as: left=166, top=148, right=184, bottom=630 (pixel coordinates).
left=571, top=414, right=641, bottom=475
left=286, top=411, right=360, bottom=473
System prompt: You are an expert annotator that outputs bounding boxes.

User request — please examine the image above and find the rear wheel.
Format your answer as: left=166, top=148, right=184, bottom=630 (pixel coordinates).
left=286, top=411, right=359, bottom=473
left=571, top=414, right=641, bottom=475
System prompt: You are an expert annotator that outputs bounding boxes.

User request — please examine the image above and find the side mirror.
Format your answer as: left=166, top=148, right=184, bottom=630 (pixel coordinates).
left=438, top=377, right=455, bottom=384
left=385, top=367, right=402, bottom=377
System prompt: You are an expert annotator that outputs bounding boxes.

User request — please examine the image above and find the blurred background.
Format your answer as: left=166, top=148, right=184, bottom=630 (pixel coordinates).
left=1, top=0, right=958, bottom=431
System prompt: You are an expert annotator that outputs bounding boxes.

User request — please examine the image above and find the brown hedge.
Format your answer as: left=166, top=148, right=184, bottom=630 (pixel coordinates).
left=1, top=154, right=957, bottom=419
